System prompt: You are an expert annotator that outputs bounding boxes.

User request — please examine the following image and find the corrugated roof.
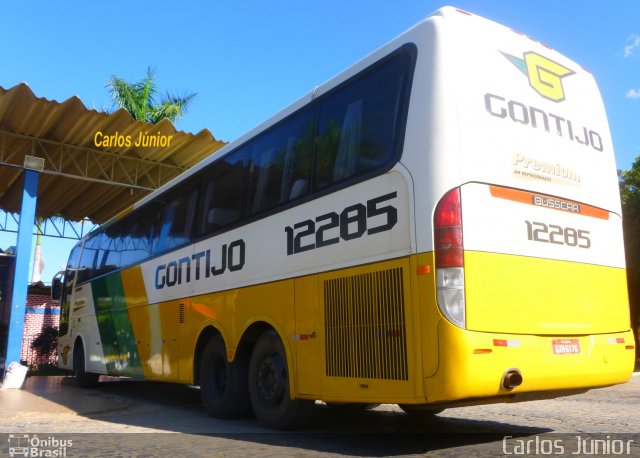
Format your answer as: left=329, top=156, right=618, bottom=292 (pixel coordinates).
left=0, top=83, right=226, bottom=224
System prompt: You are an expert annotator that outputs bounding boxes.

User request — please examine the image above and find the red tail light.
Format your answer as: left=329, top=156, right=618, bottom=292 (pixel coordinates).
left=434, top=188, right=463, bottom=267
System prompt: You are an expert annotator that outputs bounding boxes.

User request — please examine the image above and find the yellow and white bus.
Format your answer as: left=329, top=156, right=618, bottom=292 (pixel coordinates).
left=55, top=7, right=636, bottom=429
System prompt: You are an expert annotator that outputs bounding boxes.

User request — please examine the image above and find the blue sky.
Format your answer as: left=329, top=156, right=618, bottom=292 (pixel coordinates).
left=2, top=0, right=640, bottom=282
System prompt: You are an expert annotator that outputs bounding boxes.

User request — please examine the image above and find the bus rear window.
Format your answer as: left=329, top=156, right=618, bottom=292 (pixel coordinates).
left=314, top=49, right=413, bottom=190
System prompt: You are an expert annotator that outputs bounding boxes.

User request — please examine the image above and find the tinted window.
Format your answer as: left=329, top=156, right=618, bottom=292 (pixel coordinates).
left=99, top=223, right=123, bottom=275
left=199, top=148, right=248, bottom=234
left=314, top=50, right=412, bottom=190
left=77, top=235, right=101, bottom=283
left=245, top=109, right=314, bottom=215
left=91, top=232, right=109, bottom=276
left=153, top=186, right=198, bottom=253
left=121, top=208, right=155, bottom=266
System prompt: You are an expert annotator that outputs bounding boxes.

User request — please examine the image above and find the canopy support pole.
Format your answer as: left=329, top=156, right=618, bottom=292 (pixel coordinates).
left=5, top=168, right=39, bottom=368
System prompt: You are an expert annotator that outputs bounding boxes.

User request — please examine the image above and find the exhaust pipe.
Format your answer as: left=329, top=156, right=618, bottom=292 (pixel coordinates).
left=502, top=368, right=523, bottom=390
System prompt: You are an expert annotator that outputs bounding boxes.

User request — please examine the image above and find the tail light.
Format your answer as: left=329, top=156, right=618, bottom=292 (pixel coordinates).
left=434, top=188, right=466, bottom=328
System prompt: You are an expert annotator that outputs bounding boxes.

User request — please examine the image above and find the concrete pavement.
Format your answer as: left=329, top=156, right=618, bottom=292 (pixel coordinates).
left=1, top=376, right=130, bottom=419
left=0, top=375, right=639, bottom=457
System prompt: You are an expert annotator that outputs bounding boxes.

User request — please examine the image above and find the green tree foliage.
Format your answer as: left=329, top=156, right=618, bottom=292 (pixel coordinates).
left=30, top=326, right=58, bottom=365
left=619, top=160, right=640, bottom=353
left=106, top=67, right=196, bottom=124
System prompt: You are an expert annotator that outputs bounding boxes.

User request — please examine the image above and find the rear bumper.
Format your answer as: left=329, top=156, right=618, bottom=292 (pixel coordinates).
left=423, top=319, right=635, bottom=404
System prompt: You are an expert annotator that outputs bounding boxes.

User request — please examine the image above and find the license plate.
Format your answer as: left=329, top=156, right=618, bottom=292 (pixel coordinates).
left=552, top=338, right=581, bottom=355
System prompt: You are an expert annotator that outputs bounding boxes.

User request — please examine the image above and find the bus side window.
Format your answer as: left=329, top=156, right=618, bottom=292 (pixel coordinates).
left=101, top=224, right=122, bottom=275
left=314, top=52, right=410, bottom=190
left=245, top=109, right=314, bottom=215
left=76, top=238, right=99, bottom=284
left=92, top=232, right=109, bottom=277
left=199, top=149, right=247, bottom=234
left=121, top=210, right=155, bottom=266
left=153, top=186, right=198, bottom=253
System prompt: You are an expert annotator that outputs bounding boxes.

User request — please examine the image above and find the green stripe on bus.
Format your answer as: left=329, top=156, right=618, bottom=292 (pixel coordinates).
left=92, top=273, right=143, bottom=377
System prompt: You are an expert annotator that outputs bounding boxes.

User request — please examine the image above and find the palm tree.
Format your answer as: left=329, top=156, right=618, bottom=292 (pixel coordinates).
left=106, top=67, right=196, bottom=124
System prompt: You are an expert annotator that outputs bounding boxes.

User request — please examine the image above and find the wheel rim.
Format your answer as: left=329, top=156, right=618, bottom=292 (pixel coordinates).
left=256, top=351, right=287, bottom=406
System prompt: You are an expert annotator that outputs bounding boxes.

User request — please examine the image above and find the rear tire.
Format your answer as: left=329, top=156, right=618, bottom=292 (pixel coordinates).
left=200, top=335, right=250, bottom=418
left=249, top=330, right=314, bottom=430
left=73, top=340, right=99, bottom=388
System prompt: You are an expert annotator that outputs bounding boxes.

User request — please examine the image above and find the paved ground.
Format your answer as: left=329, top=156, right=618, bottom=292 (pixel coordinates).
left=0, top=374, right=638, bottom=456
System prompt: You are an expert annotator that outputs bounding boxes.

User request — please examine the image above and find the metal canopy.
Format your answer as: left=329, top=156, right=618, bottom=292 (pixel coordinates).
left=0, top=83, right=226, bottom=224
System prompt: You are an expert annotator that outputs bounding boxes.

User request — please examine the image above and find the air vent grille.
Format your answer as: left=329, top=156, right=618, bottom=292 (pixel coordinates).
left=324, top=267, right=408, bottom=380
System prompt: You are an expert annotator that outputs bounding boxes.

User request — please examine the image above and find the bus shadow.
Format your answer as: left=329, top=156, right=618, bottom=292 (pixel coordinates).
left=239, top=405, right=551, bottom=457
left=23, top=377, right=553, bottom=456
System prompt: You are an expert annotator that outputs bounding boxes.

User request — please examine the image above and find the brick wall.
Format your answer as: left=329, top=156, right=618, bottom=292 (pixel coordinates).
left=1, top=256, right=62, bottom=366
left=21, top=292, right=61, bottom=365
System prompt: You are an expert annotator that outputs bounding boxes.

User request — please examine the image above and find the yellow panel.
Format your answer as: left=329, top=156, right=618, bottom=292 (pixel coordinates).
left=120, top=267, right=180, bottom=381
left=413, top=252, right=439, bottom=380
left=233, top=280, right=296, bottom=351
left=158, top=301, right=180, bottom=381
left=178, top=299, right=195, bottom=383
left=425, top=319, right=635, bottom=403
left=294, top=275, right=322, bottom=396
left=186, top=280, right=296, bottom=373
left=464, top=251, right=630, bottom=334
left=120, top=266, right=149, bottom=309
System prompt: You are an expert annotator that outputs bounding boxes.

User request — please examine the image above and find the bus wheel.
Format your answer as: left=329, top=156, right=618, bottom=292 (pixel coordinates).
left=200, top=334, right=250, bottom=418
left=73, top=340, right=99, bottom=388
left=249, top=330, right=314, bottom=430
left=398, top=404, right=444, bottom=416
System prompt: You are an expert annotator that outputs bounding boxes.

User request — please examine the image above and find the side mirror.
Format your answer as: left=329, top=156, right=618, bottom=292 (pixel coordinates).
left=51, top=271, right=64, bottom=300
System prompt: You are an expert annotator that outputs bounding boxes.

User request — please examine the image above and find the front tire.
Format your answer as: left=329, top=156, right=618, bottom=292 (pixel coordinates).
left=73, top=340, right=99, bottom=388
left=249, top=330, right=314, bottom=430
left=200, top=335, right=250, bottom=418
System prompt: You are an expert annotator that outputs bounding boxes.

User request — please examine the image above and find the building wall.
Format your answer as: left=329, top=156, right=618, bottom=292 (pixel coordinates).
left=0, top=256, right=60, bottom=365
left=1, top=254, right=61, bottom=366
left=2, top=282, right=61, bottom=366
left=21, top=292, right=60, bottom=366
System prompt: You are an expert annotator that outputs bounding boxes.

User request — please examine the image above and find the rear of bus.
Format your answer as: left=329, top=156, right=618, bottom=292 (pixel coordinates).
left=418, top=8, right=635, bottom=404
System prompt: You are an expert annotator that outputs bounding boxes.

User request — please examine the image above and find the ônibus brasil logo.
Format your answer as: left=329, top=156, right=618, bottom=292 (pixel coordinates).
left=501, top=51, right=575, bottom=102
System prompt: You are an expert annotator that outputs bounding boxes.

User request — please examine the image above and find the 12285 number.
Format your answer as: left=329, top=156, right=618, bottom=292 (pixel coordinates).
left=285, top=192, right=398, bottom=255
left=525, top=220, right=591, bottom=248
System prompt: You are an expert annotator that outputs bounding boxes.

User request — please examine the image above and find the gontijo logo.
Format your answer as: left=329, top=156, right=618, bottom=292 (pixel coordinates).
left=501, top=51, right=574, bottom=102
